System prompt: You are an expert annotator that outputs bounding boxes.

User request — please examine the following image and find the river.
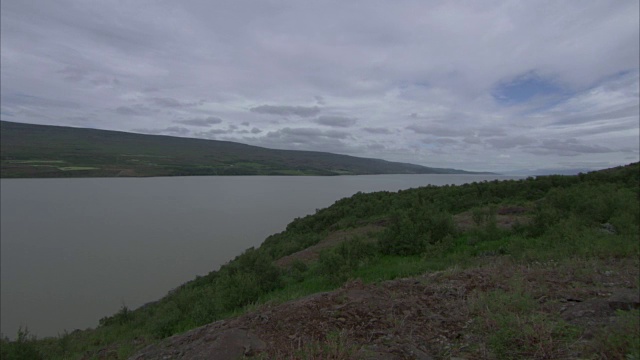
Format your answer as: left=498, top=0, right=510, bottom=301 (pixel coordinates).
left=0, top=174, right=516, bottom=338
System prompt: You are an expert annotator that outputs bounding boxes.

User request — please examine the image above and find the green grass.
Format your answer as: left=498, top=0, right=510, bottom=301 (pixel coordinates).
left=470, top=288, right=581, bottom=359
left=590, top=309, right=640, bottom=359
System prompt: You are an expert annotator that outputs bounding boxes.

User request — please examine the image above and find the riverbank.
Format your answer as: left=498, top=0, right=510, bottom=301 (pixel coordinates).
left=2, top=163, right=638, bottom=359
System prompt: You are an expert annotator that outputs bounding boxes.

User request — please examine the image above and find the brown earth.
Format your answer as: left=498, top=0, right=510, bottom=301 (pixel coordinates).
left=129, top=257, right=639, bottom=360
left=452, top=206, right=532, bottom=232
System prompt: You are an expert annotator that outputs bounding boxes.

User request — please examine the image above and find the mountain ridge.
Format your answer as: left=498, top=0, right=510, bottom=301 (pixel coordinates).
left=0, top=121, right=489, bottom=178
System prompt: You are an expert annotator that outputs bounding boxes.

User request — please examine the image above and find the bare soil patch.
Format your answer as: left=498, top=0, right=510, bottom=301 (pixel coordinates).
left=453, top=206, right=532, bottom=232
left=130, top=257, right=638, bottom=359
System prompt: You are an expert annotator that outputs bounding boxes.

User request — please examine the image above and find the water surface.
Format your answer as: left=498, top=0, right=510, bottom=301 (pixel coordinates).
left=0, top=174, right=515, bottom=338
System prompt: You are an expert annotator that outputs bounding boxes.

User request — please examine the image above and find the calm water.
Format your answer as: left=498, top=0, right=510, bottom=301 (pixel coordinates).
left=1, top=174, right=515, bottom=338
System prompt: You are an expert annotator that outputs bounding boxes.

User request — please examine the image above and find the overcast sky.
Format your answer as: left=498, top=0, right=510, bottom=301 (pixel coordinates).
left=1, top=1, right=638, bottom=172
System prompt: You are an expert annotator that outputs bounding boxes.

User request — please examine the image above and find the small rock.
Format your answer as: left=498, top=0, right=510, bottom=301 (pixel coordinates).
left=599, top=223, right=617, bottom=234
left=404, top=344, right=433, bottom=360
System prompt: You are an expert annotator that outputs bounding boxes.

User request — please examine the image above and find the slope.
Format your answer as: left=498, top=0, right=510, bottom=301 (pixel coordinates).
left=0, top=121, right=481, bottom=178
left=2, top=163, right=637, bottom=359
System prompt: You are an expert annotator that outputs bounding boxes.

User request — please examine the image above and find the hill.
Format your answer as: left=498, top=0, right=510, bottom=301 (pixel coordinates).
left=0, top=121, right=482, bottom=178
left=1, top=163, right=638, bottom=359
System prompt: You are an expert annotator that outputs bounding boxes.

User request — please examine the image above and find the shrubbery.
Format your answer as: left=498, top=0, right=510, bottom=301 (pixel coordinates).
left=378, top=207, right=456, bottom=256
left=216, top=248, right=282, bottom=311
left=0, top=328, right=43, bottom=360
left=316, top=237, right=377, bottom=284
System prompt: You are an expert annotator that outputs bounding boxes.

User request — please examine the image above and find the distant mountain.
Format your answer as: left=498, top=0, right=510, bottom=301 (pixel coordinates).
left=0, top=121, right=488, bottom=178
left=505, top=168, right=601, bottom=176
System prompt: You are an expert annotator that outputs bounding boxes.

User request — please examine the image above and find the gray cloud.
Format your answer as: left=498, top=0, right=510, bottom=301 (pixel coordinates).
left=90, top=76, right=120, bottom=87
left=430, top=138, right=459, bottom=145
left=244, top=127, right=356, bottom=154
left=313, top=115, right=357, bottom=127
left=197, top=129, right=233, bottom=138
left=149, top=97, right=202, bottom=108
left=2, top=94, right=81, bottom=109
left=525, top=138, right=616, bottom=156
left=194, top=123, right=254, bottom=138
left=367, top=143, right=386, bottom=150
left=115, top=105, right=153, bottom=116
left=250, top=105, right=321, bottom=117
left=476, top=127, right=507, bottom=137
left=552, top=104, right=639, bottom=126
left=175, top=116, right=223, bottom=127
left=463, top=136, right=483, bottom=145
left=486, top=136, right=537, bottom=149
left=206, top=129, right=231, bottom=135
left=363, top=127, right=392, bottom=134
left=275, top=127, right=351, bottom=140
left=406, top=124, right=472, bottom=137
left=58, top=66, right=89, bottom=82
left=238, top=128, right=263, bottom=134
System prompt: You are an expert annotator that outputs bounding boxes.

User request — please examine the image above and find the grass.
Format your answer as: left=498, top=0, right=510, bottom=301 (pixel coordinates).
left=589, top=309, right=640, bottom=359
left=469, top=287, right=581, bottom=359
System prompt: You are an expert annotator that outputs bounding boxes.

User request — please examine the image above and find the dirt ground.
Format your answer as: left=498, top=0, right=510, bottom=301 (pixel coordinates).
left=129, top=257, right=639, bottom=360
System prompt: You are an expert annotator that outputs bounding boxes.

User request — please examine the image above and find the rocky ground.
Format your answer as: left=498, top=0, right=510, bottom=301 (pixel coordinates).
left=129, top=257, right=639, bottom=360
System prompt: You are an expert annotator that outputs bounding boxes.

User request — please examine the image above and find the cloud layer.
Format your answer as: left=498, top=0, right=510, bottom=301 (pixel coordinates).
left=1, top=1, right=638, bottom=172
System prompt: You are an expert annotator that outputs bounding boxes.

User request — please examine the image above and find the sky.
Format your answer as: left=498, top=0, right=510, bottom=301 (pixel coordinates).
left=1, top=1, right=638, bottom=173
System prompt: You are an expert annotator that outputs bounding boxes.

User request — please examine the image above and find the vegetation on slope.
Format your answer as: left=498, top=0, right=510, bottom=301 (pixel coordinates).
left=0, top=121, right=480, bottom=178
left=1, top=163, right=638, bottom=359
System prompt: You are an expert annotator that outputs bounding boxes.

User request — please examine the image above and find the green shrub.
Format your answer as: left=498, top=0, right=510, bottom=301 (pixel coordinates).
left=335, top=237, right=377, bottom=269
left=285, top=260, right=309, bottom=283
left=316, top=237, right=377, bottom=285
left=98, top=304, right=133, bottom=327
left=149, top=305, right=182, bottom=339
left=0, top=328, right=44, bottom=360
left=216, top=271, right=262, bottom=311
left=316, top=250, right=350, bottom=285
left=379, top=208, right=455, bottom=256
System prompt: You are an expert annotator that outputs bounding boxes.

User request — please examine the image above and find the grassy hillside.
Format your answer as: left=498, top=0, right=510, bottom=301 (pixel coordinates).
left=0, top=121, right=480, bottom=178
left=1, top=163, right=638, bottom=359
